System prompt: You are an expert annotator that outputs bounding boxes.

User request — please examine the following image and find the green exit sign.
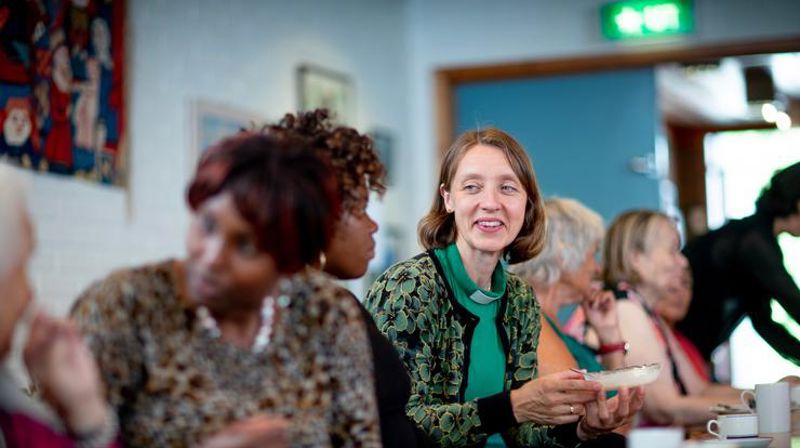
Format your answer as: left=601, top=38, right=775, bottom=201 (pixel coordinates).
left=601, top=0, right=694, bottom=40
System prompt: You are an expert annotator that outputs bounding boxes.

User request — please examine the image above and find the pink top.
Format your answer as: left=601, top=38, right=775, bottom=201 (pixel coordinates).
left=0, top=410, right=119, bottom=448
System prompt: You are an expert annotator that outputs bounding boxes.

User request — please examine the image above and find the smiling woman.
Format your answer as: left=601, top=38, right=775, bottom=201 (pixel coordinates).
left=366, top=128, right=643, bottom=448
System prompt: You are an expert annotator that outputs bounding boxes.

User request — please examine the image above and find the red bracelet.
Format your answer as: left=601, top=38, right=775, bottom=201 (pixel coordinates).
left=597, top=341, right=629, bottom=355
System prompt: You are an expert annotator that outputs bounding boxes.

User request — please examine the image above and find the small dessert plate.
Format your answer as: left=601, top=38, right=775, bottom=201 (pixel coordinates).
left=582, top=363, right=661, bottom=389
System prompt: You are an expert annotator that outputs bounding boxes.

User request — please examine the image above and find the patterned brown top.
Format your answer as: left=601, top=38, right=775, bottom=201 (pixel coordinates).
left=70, top=260, right=380, bottom=448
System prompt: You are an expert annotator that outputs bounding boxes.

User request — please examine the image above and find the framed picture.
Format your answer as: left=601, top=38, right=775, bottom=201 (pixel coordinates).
left=297, top=65, right=354, bottom=126
left=189, top=100, right=264, bottom=169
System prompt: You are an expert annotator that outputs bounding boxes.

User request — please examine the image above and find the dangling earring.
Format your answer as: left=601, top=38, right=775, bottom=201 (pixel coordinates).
left=319, top=252, right=327, bottom=270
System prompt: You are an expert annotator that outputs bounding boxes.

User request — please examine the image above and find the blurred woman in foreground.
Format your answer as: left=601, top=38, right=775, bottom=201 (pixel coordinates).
left=70, top=134, right=380, bottom=447
left=0, top=162, right=118, bottom=447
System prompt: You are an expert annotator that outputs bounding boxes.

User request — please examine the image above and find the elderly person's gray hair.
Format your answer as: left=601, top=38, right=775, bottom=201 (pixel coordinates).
left=509, top=197, right=603, bottom=287
left=0, top=162, right=28, bottom=277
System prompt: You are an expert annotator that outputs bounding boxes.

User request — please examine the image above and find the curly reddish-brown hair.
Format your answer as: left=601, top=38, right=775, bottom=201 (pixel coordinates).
left=263, top=109, right=386, bottom=214
left=186, top=132, right=340, bottom=274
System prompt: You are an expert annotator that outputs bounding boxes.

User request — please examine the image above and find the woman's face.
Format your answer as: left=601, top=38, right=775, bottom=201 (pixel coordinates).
left=655, top=272, right=692, bottom=325
left=442, top=144, right=528, bottom=259
left=185, top=193, right=277, bottom=314
left=324, top=197, right=378, bottom=280
left=0, top=213, right=34, bottom=358
left=632, top=221, right=688, bottom=298
left=560, top=241, right=601, bottom=302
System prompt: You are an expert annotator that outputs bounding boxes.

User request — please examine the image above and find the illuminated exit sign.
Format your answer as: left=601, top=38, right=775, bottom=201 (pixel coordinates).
left=600, top=0, right=694, bottom=40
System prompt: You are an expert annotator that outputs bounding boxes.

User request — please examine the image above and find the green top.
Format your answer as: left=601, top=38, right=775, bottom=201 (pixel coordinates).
left=434, top=244, right=507, bottom=402
left=544, top=314, right=616, bottom=399
left=434, top=244, right=508, bottom=447
left=544, top=314, right=602, bottom=373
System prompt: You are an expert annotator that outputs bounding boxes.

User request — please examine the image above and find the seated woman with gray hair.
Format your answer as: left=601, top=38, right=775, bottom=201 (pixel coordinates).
left=510, top=198, right=628, bottom=377
left=0, top=162, right=119, bottom=447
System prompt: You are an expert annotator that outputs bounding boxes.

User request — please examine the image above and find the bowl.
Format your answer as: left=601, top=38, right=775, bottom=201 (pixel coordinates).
left=583, top=363, right=661, bottom=389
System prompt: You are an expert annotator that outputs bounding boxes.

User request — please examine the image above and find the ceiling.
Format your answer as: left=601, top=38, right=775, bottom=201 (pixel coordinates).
left=656, top=52, right=800, bottom=129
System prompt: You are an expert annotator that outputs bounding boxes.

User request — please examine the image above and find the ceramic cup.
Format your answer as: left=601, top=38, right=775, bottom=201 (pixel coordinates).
left=740, top=382, right=790, bottom=434
left=628, top=427, right=684, bottom=448
left=706, top=413, right=758, bottom=439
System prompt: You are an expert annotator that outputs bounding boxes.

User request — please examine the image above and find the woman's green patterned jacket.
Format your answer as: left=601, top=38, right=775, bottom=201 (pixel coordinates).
left=366, top=251, right=578, bottom=447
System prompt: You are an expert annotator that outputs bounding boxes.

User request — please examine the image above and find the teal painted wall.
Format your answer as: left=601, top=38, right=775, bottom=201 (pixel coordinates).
left=455, top=68, right=660, bottom=222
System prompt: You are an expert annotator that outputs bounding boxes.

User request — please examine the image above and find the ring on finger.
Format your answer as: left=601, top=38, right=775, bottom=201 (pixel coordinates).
left=569, top=404, right=575, bottom=415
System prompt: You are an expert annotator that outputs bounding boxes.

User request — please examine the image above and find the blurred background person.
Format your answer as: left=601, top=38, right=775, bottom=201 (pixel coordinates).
left=367, top=128, right=641, bottom=447
left=510, top=197, right=626, bottom=378
left=655, top=266, right=742, bottom=405
left=679, top=161, right=800, bottom=366
left=70, top=134, right=380, bottom=447
left=604, top=210, right=740, bottom=428
left=264, top=109, right=428, bottom=447
left=0, top=162, right=118, bottom=447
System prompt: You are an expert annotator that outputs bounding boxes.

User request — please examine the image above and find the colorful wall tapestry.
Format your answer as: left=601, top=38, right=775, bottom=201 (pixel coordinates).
left=0, top=0, right=126, bottom=186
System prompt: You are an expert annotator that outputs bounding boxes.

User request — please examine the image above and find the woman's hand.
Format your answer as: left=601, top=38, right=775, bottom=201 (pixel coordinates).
left=510, top=370, right=602, bottom=425
left=582, top=289, right=622, bottom=344
left=23, top=313, right=109, bottom=434
left=576, top=386, right=645, bottom=440
left=199, top=415, right=289, bottom=448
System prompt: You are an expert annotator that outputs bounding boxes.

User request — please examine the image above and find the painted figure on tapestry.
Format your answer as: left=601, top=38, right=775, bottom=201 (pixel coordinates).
left=0, top=97, right=41, bottom=169
left=44, top=44, right=74, bottom=173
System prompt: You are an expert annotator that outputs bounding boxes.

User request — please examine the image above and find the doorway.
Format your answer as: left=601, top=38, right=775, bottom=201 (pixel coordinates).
left=704, top=128, right=800, bottom=387
left=435, top=37, right=800, bottom=383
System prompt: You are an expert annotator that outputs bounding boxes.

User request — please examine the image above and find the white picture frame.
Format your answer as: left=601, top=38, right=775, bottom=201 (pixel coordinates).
left=189, top=99, right=264, bottom=170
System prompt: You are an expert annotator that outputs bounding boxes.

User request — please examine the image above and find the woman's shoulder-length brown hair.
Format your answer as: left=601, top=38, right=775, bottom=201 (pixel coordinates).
left=602, top=209, right=674, bottom=288
left=417, top=127, right=546, bottom=264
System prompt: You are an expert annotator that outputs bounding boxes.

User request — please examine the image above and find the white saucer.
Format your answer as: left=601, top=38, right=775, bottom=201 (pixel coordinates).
left=714, top=437, right=772, bottom=448
left=582, top=363, right=661, bottom=389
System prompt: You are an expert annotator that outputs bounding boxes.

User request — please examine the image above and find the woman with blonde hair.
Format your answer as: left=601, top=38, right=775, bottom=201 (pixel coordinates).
left=367, top=128, right=642, bottom=447
left=603, top=210, right=740, bottom=427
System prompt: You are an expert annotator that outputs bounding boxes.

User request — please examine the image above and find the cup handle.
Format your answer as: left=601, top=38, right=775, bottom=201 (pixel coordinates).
left=707, top=420, right=721, bottom=439
left=741, top=390, right=756, bottom=412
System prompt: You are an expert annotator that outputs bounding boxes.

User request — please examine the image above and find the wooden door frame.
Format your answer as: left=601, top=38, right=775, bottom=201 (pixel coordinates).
left=435, top=36, right=800, bottom=154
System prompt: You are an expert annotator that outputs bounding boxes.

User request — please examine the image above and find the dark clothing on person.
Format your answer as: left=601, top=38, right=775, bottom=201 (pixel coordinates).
left=678, top=213, right=800, bottom=365
left=352, top=295, right=432, bottom=448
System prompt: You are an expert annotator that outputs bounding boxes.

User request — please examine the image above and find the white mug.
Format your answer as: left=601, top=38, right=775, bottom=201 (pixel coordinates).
left=706, top=414, right=758, bottom=439
left=627, top=427, right=683, bottom=448
left=740, top=382, right=790, bottom=434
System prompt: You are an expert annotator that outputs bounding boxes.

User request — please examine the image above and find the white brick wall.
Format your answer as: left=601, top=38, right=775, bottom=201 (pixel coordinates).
left=23, top=0, right=411, bottom=319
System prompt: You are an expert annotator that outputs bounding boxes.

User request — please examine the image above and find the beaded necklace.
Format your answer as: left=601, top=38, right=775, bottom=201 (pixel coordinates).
left=196, top=290, right=289, bottom=353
